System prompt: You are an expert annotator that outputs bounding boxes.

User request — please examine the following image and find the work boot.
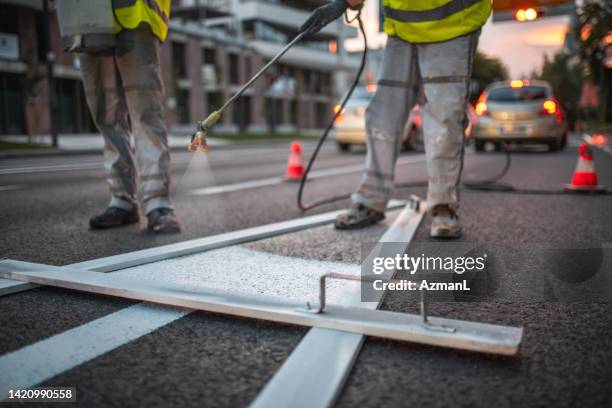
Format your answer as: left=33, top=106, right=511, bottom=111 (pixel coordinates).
left=147, top=208, right=181, bottom=233
left=334, top=203, right=385, bottom=230
left=89, top=207, right=139, bottom=229
left=430, top=205, right=462, bottom=239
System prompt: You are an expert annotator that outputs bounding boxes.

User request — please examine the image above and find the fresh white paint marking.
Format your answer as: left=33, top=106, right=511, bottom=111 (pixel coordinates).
left=0, top=303, right=187, bottom=400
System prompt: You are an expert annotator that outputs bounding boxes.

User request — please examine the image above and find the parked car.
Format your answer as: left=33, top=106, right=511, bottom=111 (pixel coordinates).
left=471, top=80, right=568, bottom=152
left=334, top=85, right=474, bottom=153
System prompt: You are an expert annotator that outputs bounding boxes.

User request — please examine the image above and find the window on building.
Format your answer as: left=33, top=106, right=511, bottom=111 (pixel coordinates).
left=232, top=97, right=251, bottom=132
left=265, top=97, right=283, bottom=132
left=312, top=71, right=321, bottom=94
left=56, top=78, right=77, bottom=133
left=207, top=92, right=223, bottom=112
left=244, top=56, right=252, bottom=80
left=242, top=20, right=288, bottom=44
left=229, top=53, right=240, bottom=85
left=321, top=73, right=331, bottom=95
left=172, top=42, right=187, bottom=79
left=290, top=99, right=298, bottom=127
left=303, top=70, right=311, bottom=93
left=176, top=89, right=190, bottom=124
left=202, top=47, right=216, bottom=65
left=0, top=73, right=24, bottom=134
left=0, top=5, right=18, bottom=34
left=315, top=102, right=329, bottom=128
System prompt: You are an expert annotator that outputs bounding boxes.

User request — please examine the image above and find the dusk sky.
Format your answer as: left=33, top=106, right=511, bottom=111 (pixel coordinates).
left=344, top=3, right=571, bottom=79
left=479, top=15, right=570, bottom=78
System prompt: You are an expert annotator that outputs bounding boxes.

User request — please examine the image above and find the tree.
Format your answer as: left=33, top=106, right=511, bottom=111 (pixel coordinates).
left=470, top=51, right=509, bottom=102
left=537, top=52, right=583, bottom=127
left=574, top=0, right=612, bottom=122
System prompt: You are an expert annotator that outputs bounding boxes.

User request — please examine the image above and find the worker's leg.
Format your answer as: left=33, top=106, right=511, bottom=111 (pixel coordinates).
left=417, top=31, right=479, bottom=209
left=115, top=28, right=173, bottom=216
left=80, top=52, right=137, bottom=212
left=351, top=37, right=420, bottom=212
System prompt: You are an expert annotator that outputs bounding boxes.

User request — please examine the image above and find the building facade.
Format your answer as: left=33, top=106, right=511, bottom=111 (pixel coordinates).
left=0, top=0, right=358, bottom=136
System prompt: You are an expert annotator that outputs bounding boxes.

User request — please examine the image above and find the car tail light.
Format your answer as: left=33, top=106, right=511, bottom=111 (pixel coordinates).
left=475, top=102, right=488, bottom=116
left=475, top=92, right=489, bottom=116
left=540, top=99, right=563, bottom=124
left=333, top=104, right=345, bottom=124
left=541, top=99, right=557, bottom=115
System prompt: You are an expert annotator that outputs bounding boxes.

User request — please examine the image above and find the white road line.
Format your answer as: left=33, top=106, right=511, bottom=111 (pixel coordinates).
left=190, top=155, right=426, bottom=196
left=0, top=303, right=187, bottom=400
left=250, top=204, right=425, bottom=408
left=0, top=162, right=103, bottom=175
left=0, top=185, right=22, bottom=192
left=0, top=160, right=191, bottom=175
left=0, top=248, right=361, bottom=397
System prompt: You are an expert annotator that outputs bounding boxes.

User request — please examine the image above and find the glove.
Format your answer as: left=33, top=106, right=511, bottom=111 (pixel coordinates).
left=299, top=0, right=349, bottom=37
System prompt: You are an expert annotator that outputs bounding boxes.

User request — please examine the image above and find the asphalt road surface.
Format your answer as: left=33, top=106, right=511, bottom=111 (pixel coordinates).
left=1, top=134, right=611, bottom=407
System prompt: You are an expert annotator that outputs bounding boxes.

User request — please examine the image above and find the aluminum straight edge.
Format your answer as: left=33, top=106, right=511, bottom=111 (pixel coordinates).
left=0, top=260, right=522, bottom=355
left=0, top=199, right=407, bottom=297
left=250, top=202, right=426, bottom=408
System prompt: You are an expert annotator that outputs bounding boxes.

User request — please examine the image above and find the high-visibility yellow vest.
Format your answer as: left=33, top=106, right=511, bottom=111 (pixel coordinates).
left=112, top=0, right=171, bottom=42
left=383, top=0, right=491, bottom=43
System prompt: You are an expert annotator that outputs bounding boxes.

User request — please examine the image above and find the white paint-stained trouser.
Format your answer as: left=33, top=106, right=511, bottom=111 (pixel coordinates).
left=80, top=28, right=172, bottom=215
left=352, top=31, right=479, bottom=212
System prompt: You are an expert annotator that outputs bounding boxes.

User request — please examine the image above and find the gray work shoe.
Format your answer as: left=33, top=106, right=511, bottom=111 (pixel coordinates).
left=334, top=203, right=385, bottom=230
left=147, top=208, right=181, bottom=233
left=90, top=207, right=139, bottom=229
left=430, top=205, right=462, bottom=239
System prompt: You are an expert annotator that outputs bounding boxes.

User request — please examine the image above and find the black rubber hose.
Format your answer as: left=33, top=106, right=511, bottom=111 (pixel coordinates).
left=297, top=12, right=368, bottom=211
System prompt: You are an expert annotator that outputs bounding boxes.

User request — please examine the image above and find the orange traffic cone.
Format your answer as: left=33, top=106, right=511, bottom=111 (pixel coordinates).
left=284, top=141, right=305, bottom=182
left=565, top=143, right=605, bottom=193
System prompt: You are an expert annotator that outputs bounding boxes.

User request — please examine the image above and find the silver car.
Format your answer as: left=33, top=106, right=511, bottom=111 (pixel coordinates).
left=472, top=80, right=568, bottom=152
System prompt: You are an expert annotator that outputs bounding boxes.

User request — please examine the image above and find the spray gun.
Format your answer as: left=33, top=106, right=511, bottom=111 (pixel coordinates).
left=189, top=31, right=308, bottom=152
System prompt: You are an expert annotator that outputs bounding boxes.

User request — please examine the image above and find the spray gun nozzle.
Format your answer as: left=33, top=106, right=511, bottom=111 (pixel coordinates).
left=188, top=130, right=209, bottom=152
left=188, top=110, right=221, bottom=153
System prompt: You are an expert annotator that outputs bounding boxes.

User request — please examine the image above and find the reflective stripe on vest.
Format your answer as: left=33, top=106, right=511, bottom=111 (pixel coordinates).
left=382, top=0, right=491, bottom=43
left=112, top=0, right=170, bottom=42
